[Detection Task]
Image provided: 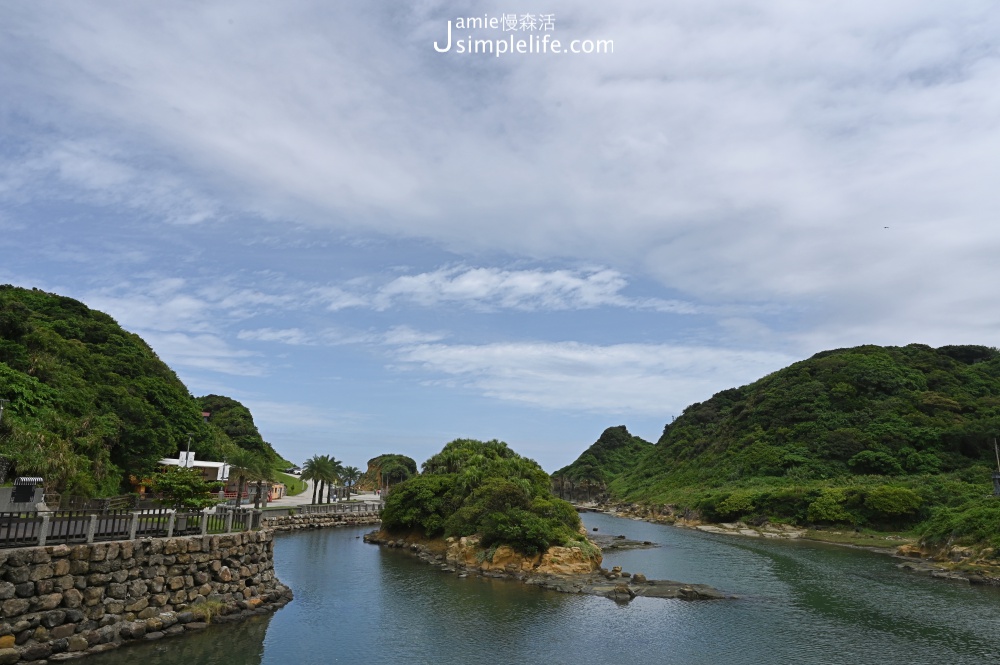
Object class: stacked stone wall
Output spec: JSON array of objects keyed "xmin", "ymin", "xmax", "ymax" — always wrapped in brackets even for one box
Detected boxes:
[
  {"xmin": 0, "ymin": 530, "xmax": 291, "ymax": 663},
  {"xmin": 263, "ymin": 513, "xmax": 380, "ymax": 532}
]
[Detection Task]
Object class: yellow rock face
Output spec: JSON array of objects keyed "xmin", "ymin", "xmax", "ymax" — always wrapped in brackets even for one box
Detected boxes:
[
  {"xmin": 445, "ymin": 536, "xmax": 601, "ymax": 575},
  {"xmin": 536, "ymin": 546, "xmax": 602, "ymax": 575},
  {"xmin": 895, "ymin": 544, "xmax": 926, "ymax": 558}
]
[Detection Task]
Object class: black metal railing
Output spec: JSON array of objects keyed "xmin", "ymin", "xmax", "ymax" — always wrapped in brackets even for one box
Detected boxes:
[{"xmin": 0, "ymin": 512, "xmax": 43, "ymax": 548}]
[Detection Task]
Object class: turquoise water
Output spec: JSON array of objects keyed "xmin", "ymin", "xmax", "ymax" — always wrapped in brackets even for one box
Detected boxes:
[{"xmin": 89, "ymin": 513, "xmax": 1000, "ymax": 664}]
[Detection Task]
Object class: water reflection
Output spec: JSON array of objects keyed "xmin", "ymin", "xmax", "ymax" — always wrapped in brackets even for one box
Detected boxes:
[{"xmin": 88, "ymin": 614, "xmax": 271, "ymax": 665}]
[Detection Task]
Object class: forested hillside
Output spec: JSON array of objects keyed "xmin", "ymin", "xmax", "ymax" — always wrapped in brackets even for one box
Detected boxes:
[
  {"xmin": 564, "ymin": 344, "xmax": 1000, "ymax": 547},
  {"xmin": 197, "ymin": 394, "xmax": 284, "ymax": 463},
  {"xmin": 0, "ymin": 285, "xmax": 280, "ymax": 496},
  {"xmin": 551, "ymin": 425, "xmax": 652, "ymax": 501}
]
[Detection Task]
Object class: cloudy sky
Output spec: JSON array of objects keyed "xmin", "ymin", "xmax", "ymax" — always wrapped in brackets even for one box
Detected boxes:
[{"xmin": 2, "ymin": 1, "xmax": 999, "ymax": 472}]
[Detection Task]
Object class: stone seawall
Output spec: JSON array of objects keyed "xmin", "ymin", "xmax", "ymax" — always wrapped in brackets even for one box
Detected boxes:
[
  {"xmin": 0, "ymin": 530, "xmax": 292, "ymax": 663},
  {"xmin": 263, "ymin": 513, "xmax": 380, "ymax": 532}
]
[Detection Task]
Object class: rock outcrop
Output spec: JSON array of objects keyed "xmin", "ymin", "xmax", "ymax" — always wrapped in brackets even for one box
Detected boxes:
[
  {"xmin": 444, "ymin": 536, "xmax": 601, "ymax": 576},
  {"xmin": 364, "ymin": 531, "xmax": 731, "ymax": 602}
]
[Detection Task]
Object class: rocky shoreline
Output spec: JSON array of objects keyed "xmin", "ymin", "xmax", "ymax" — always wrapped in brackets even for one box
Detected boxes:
[
  {"xmin": 596, "ymin": 502, "xmax": 1000, "ymax": 587},
  {"xmin": 363, "ymin": 530, "xmax": 730, "ymax": 602}
]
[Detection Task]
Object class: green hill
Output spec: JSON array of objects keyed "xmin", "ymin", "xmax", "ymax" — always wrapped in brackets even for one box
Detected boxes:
[
  {"xmin": 358, "ymin": 453, "xmax": 417, "ymax": 491},
  {"xmin": 564, "ymin": 344, "xmax": 1000, "ymax": 547},
  {"xmin": 551, "ymin": 425, "xmax": 652, "ymax": 502},
  {"xmin": 0, "ymin": 285, "xmax": 281, "ymax": 496},
  {"xmin": 197, "ymin": 394, "xmax": 286, "ymax": 465}
]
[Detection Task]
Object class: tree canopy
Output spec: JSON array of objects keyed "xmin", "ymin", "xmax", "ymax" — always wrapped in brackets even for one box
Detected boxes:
[{"xmin": 381, "ymin": 439, "xmax": 586, "ymax": 555}]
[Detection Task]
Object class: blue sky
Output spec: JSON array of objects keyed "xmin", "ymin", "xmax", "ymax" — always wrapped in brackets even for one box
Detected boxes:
[{"xmin": 2, "ymin": 1, "xmax": 999, "ymax": 472}]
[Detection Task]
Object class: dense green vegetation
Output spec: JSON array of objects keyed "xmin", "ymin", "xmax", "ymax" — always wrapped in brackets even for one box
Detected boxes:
[
  {"xmin": 577, "ymin": 344, "xmax": 1000, "ymax": 547},
  {"xmin": 0, "ymin": 285, "xmax": 285, "ymax": 496},
  {"xmin": 198, "ymin": 395, "xmax": 284, "ymax": 463},
  {"xmin": 0, "ymin": 286, "xmax": 210, "ymax": 495},
  {"xmin": 150, "ymin": 466, "xmax": 224, "ymax": 510},
  {"xmin": 381, "ymin": 439, "xmax": 588, "ymax": 556},
  {"xmin": 551, "ymin": 425, "xmax": 652, "ymax": 502}
]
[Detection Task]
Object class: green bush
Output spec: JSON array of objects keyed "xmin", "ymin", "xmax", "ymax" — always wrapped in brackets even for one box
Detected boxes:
[
  {"xmin": 862, "ymin": 485, "xmax": 923, "ymax": 518},
  {"xmin": 715, "ymin": 491, "xmax": 759, "ymax": 520},
  {"xmin": 806, "ymin": 489, "xmax": 857, "ymax": 524},
  {"xmin": 920, "ymin": 498, "xmax": 1000, "ymax": 549},
  {"xmin": 848, "ymin": 450, "xmax": 904, "ymax": 476},
  {"xmin": 381, "ymin": 439, "xmax": 583, "ymax": 555}
]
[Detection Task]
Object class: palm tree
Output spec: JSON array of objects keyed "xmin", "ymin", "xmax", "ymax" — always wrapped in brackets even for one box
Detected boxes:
[
  {"xmin": 227, "ymin": 449, "xmax": 259, "ymax": 509},
  {"xmin": 301, "ymin": 456, "xmax": 323, "ymax": 504},
  {"xmin": 341, "ymin": 466, "xmax": 360, "ymax": 497},
  {"xmin": 322, "ymin": 456, "xmax": 343, "ymax": 503},
  {"xmin": 252, "ymin": 456, "xmax": 275, "ymax": 509}
]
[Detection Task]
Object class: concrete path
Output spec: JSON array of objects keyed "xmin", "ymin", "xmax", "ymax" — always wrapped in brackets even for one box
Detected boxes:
[{"xmin": 266, "ymin": 477, "xmax": 380, "ymax": 507}]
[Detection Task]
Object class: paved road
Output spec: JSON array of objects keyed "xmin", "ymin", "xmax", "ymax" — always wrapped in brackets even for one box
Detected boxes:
[{"xmin": 267, "ymin": 477, "xmax": 380, "ymax": 507}]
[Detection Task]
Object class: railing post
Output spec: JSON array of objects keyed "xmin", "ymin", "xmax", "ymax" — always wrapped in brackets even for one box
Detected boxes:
[
  {"xmin": 224, "ymin": 511, "xmax": 233, "ymax": 534},
  {"xmin": 38, "ymin": 513, "xmax": 50, "ymax": 547},
  {"xmin": 86, "ymin": 514, "xmax": 98, "ymax": 544},
  {"xmin": 200, "ymin": 512, "xmax": 208, "ymax": 535},
  {"xmin": 166, "ymin": 512, "xmax": 176, "ymax": 538},
  {"xmin": 129, "ymin": 512, "xmax": 138, "ymax": 540}
]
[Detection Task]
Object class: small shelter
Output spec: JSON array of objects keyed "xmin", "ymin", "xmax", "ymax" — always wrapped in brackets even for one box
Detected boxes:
[{"xmin": 12, "ymin": 477, "xmax": 43, "ymax": 504}]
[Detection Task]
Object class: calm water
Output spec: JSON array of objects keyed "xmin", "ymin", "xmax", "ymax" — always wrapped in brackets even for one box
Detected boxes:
[{"xmin": 90, "ymin": 513, "xmax": 1000, "ymax": 664}]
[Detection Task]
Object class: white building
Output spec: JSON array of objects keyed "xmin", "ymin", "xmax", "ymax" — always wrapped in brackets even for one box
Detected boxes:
[{"xmin": 158, "ymin": 451, "xmax": 231, "ymax": 482}]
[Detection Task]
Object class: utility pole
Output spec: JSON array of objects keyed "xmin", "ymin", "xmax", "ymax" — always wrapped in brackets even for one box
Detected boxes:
[{"xmin": 185, "ymin": 432, "xmax": 194, "ymax": 467}]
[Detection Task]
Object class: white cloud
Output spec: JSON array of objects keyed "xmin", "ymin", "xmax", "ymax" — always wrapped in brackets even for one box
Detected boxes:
[
  {"xmin": 239, "ymin": 399, "xmax": 361, "ymax": 431},
  {"xmin": 382, "ymin": 325, "xmax": 448, "ymax": 346},
  {"xmin": 5, "ymin": 0, "xmax": 996, "ymax": 349},
  {"xmin": 391, "ymin": 340, "xmax": 796, "ymax": 416},
  {"xmin": 141, "ymin": 331, "xmax": 264, "ymax": 377},
  {"xmin": 318, "ymin": 266, "xmax": 710, "ymax": 314},
  {"xmin": 237, "ymin": 328, "xmax": 313, "ymax": 345}
]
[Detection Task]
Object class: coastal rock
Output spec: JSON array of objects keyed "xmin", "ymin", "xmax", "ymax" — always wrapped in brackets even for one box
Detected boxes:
[
  {"xmin": 368, "ymin": 530, "xmax": 729, "ymax": 602},
  {"xmin": 895, "ymin": 544, "xmax": 926, "ymax": 558},
  {"xmin": 537, "ymin": 546, "xmax": 601, "ymax": 575}
]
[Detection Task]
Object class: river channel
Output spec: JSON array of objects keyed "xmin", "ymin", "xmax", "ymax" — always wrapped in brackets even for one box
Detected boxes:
[{"xmin": 87, "ymin": 512, "xmax": 1000, "ymax": 664}]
